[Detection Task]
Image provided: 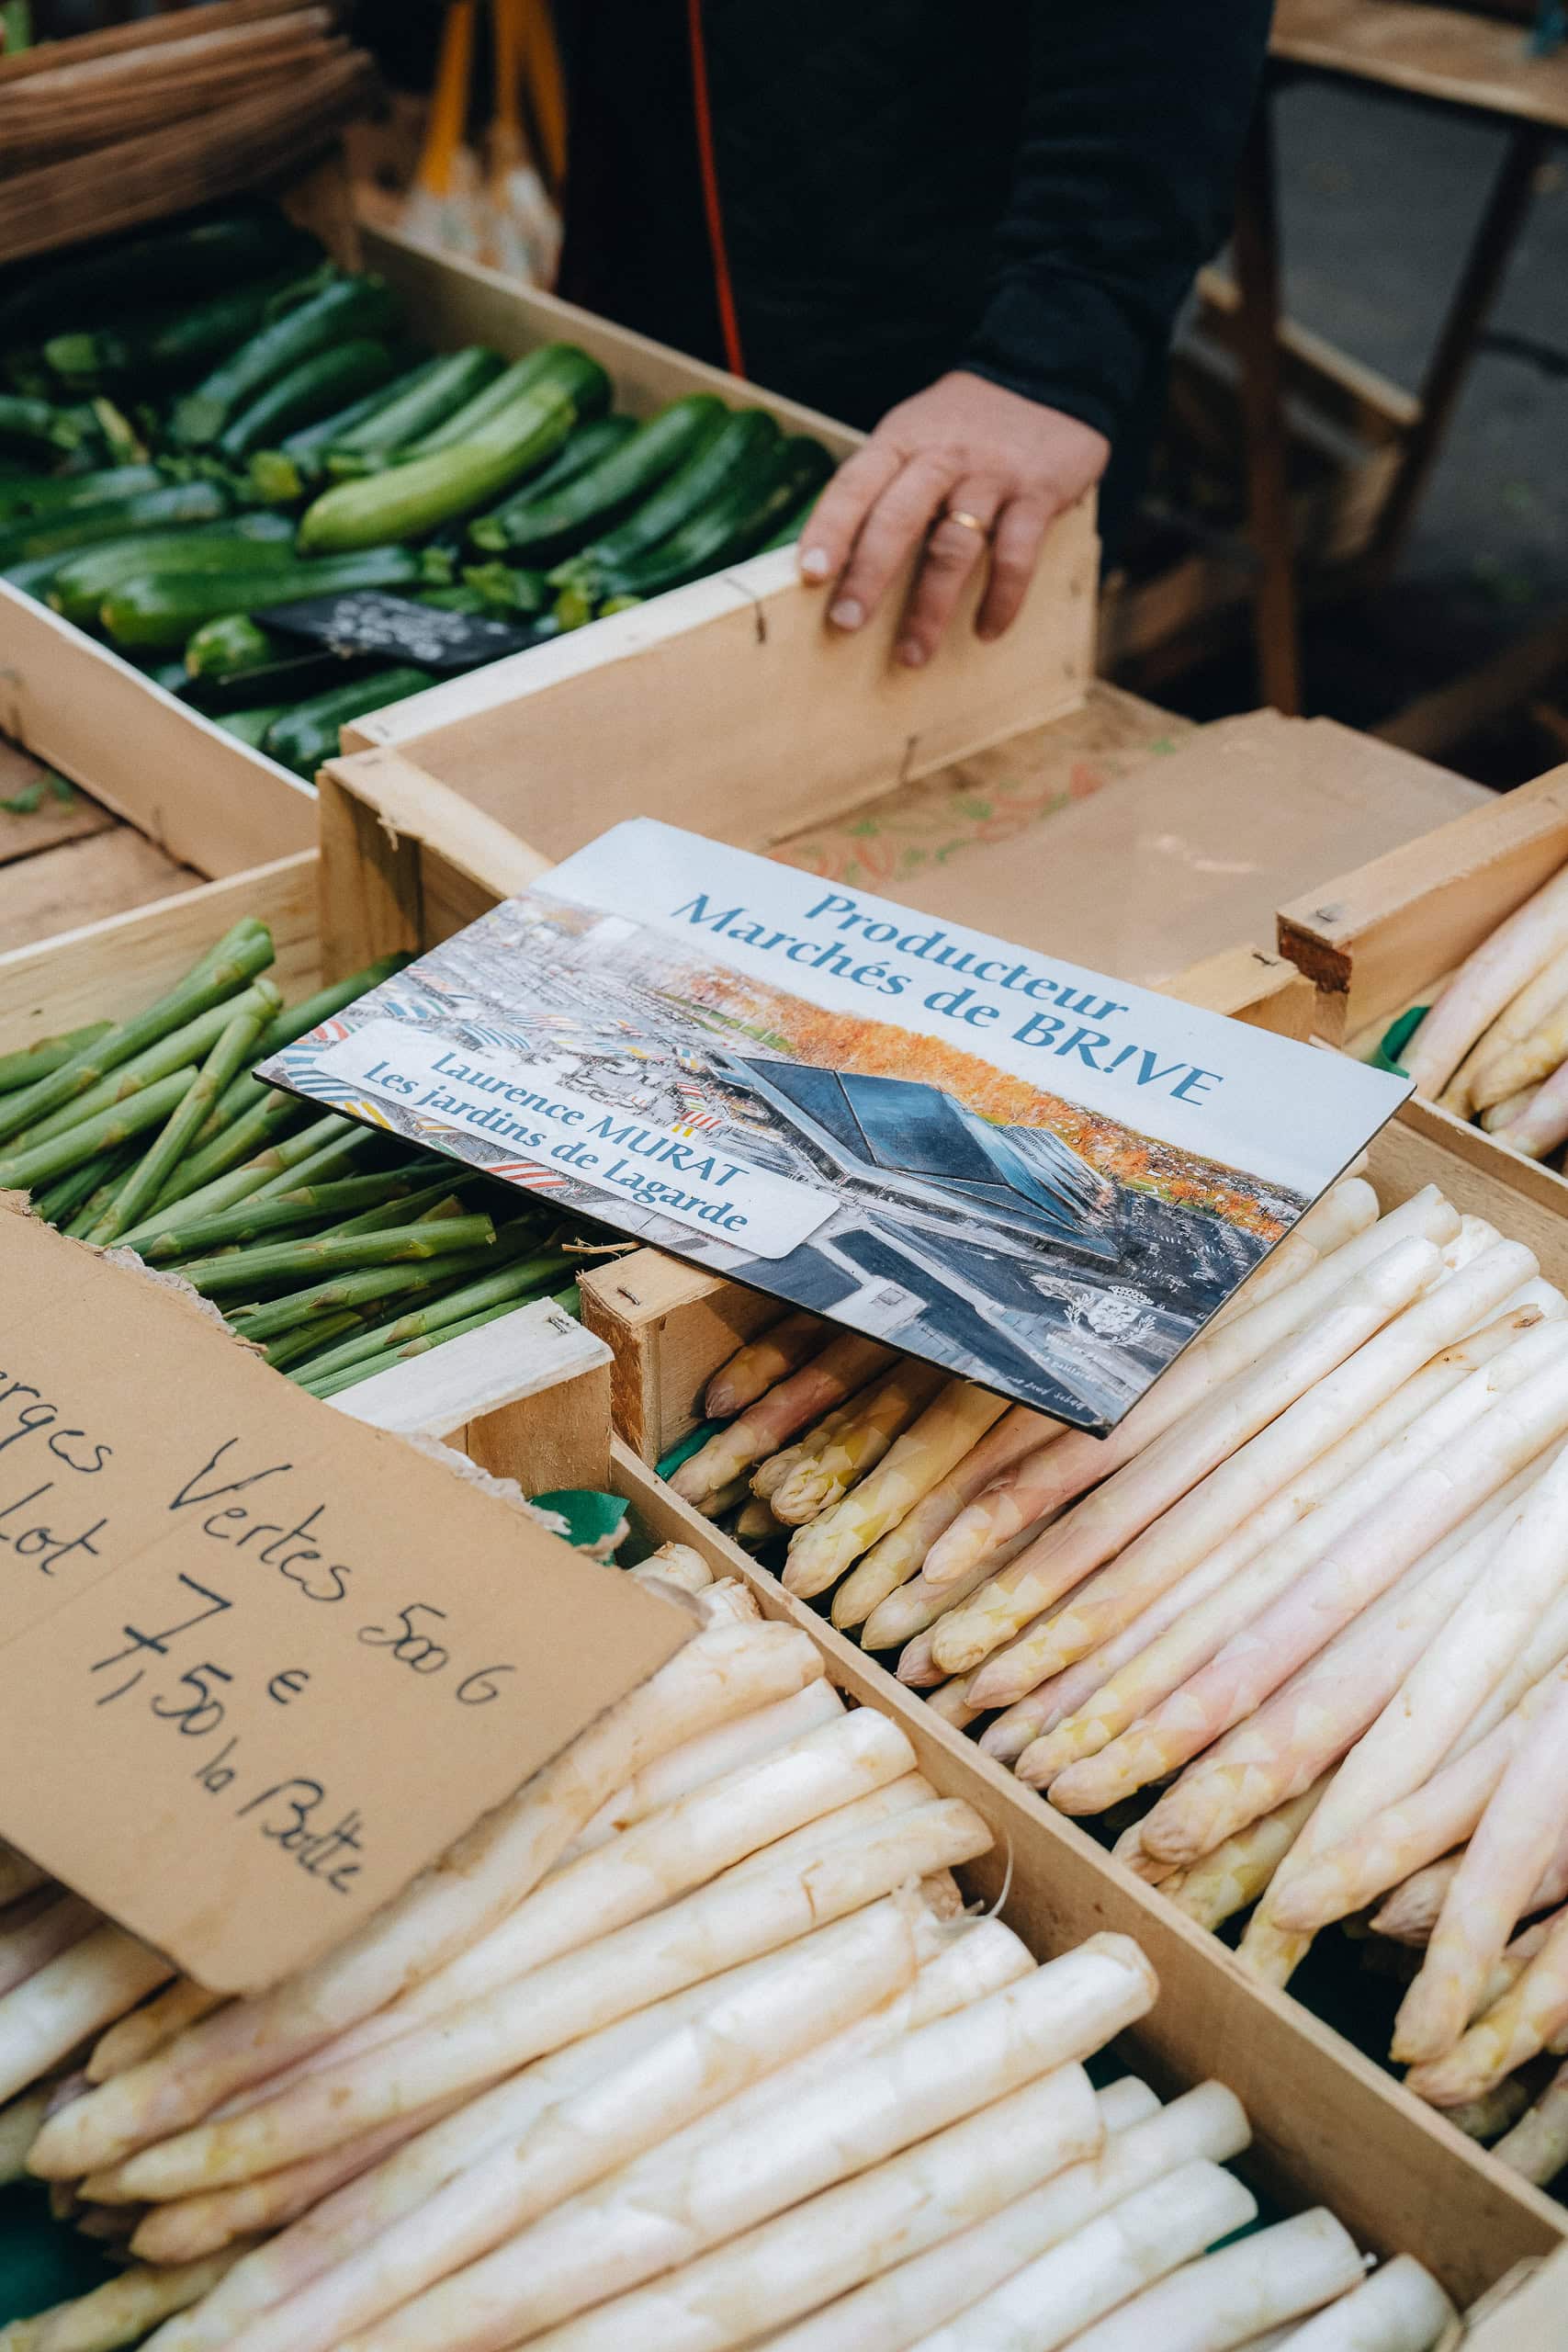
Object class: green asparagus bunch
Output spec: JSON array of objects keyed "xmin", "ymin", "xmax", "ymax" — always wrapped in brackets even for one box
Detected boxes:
[{"xmin": 3, "ymin": 919, "xmax": 591, "ymax": 1396}]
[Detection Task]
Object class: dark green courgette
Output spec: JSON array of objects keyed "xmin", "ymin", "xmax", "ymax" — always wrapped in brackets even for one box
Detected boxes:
[
  {"xmin": 264, "ymin": 668, "xmax": 438, "ymax": 778},
  {"xmin": 215, "ymin": 340, "xmax": 400, "ymax": 462},
  {"xmin": 3, "ymin": 553, "xmax": 71, "ymax": 595},
  {"xmin": 171, "ymin": 276, "xmax": 401, "ymax": 448},
  {"xmin": 0, "ymin": 203, "xmax": 317, "ymax": 350},
  {"xmin": 51, "ymin": 516, "xmax": 297, "ymax": 624},
  {"xmin": 247, "ymin": 357, "xmax": 443, "ymax": 503},
  {"xmin": 101, "ymin": 547, "xmax": 435, "ymax": 649},
  {"xmin": 393, "ymin": 343, "xmax": 606, "ymax": 461},
  {"xmin": 551, "ymin": 407, "xmax": 777, "ymax": 588},
  {"xmin": 0, "ymin": 463, "xmax": 164, "ymax": 521},
  {"xmin": 0, "ymin": 397, "xmax": 82, "ymax": 456},
  {"xmin": 297, "ymin": 367, "xmax": 604, "ymax": 554},
  {"xmin": 598, "ymin": 435, "xmax": 834, "ymax": 600},
  {"xmin": 0, "ymin": 479, "xmax": 232, "ymax": 569},
  {"xmin": 323, "ymin": 347, "xmax": 505, "ymax": 474},
  {"xmin": 505, "ymin": 414, "xmax": 637, "ymax": 504},
  {"xmin": 471, "ymin": 393, "xmax": 733, "ymax": 560},
  {"xmin": 458, "ymin": 561, "xmax": 548, "ymax": 615},
  {"xmin": 42, "ymin": 268, "xmax": 321, "ymax": 391}
]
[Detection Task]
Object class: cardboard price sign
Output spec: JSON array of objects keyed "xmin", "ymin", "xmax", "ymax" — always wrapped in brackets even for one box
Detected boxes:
[{"xmin": 0, "ymin": 1210, "xmax": 688, "ymax": 1990}]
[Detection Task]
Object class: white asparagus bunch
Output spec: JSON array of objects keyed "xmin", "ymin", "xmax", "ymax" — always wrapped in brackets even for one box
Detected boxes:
[
  {"xmin": 1063, "ymin": 2208, "xmax": 1367, "ymax": 2352},
  {"xmin": 1270, "ymin": 2256, "xmax": 1456, "ymax": 2350}
]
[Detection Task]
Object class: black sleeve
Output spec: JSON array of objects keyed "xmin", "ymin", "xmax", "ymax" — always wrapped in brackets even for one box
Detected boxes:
[{"xmin": 964, "ymin": 1, "xmax": 1274, "ymax": 446}]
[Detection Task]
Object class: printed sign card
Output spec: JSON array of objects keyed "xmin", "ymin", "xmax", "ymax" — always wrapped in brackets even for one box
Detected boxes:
[
  {"xmin": 263, "ymin": 821, "xmax": 1410, "ymax": 1435},
  {"xmin": 0, "ymin": 1209, "xmax": 688, "ymax": 1989}
]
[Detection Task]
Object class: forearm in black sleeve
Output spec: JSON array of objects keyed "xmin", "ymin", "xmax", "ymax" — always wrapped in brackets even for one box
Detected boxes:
[{"xmin": 964, "ymin": 1, "xmax": 1274, "ymax": 447}]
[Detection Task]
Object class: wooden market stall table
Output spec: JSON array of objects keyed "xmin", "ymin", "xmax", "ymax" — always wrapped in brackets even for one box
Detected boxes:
[{"xmin": 0, "ymin": 733, "xmax": 198, "ymax": 953}]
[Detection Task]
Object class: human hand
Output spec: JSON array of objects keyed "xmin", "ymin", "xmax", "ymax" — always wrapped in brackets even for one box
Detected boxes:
[{"xmin": 798, "ymin": 370, "xmax": 1108, "ymax": 665}]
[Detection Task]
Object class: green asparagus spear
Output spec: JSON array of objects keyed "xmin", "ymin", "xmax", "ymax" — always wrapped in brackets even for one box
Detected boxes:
[
  {"xmin": 245, "ymin": 1120, "xmax": 372, "ymax": 1199},
  {"xmin": 194, "ymin": 955, "xmax": 412, "ymax": 1145},
  {"xmin": 138, "ymin": 1171, "xmax": 429, "ymax": 1262},
  {"xmin": 90, "ymin": 986, "xmax": 281, "ymax": 1245},
  {"xmin": 10, "ymin": 983, "xmax": 280, "ymax": 1154},
  {"xmin": 263, "ymin": 1308, "xmax": 378, "ymax": 1372},
  {"xmin": 0, "ymin": 1023, "xmax": 112, "ymax": 1093},
  {"xmin": 226, "ymin": 1241, "xmax": 510, "ymax": 1343},
  {"xmin": 177, "ymin": 1214, "xmax": 495, "ymax": 1299},
  {"xmin": 0, "ymin": 923, "xmax": 273, "ymax": 1150},
  {"xmin": 0, "ymin": 1069, "xmax": 197, "ymax": 1193},
  {"xmin": 116, "ymin": 1114, "xmax": 353, "ymax": 1250},
  {"xmin": 302, "ymin": 1297, "xmax": 525, "ymax": 1396},
  {"xmin": 32, "ymin": 1155, "xmax": 116, "ymax": 1227},
  {"xmin": 282, "ymin": 1245, "xmax": 569, "ymax": 1387},
  {"xmin": 148, "ymin": 1087, "xmax": 307, "ymax": 1208}
]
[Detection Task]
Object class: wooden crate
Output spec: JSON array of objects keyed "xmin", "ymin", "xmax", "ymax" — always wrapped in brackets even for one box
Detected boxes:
[
  {"xmin": 614, "ymin": 1443, "xmax": 1563, "ymax": 2312},
  {"xmin": 579, "ymin": 1092, "xmax": 1568, "ymax": 2307},
  {"xmin": 1278, "ymin": 762, "xmax": 1568, "ymax": 1227},
  {"xmin": 0, "ymin": 865, "xmax": 612, "ymax": 1496}
]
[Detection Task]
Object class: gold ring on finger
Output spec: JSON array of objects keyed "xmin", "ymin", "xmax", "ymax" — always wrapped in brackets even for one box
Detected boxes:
[{"xmin": 944, "ymin": 507, "xmax": 989, "ymax": 537}]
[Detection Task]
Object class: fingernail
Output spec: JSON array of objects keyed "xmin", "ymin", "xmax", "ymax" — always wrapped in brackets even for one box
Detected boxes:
[
  {"xmin": 829, "ymin": 597, "xmax": 864, "ymax": 631},
  {"xmin": 799, "ymin": 547, "xmax": 831, "ymax": 581},
  {"xmin": 897, "ymin": 638, "xmax": 926, "ymax": 667}
]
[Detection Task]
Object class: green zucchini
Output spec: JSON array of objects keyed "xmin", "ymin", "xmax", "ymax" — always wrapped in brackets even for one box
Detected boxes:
[
  {"xmin": 0, "ymin": 479, "xmax": 233, "ymax": 569},
  {"xmin": 50, "ymin": 516, "xmax": 297, "ymax": 625},
  {"xmin": 101, "ymin": 548, "xmax": 434, "ymax": 650},
  {"xmin": 298, "ymin": 367, "xmax": 605, "ymax": 555},
  {"xmin": 184, "ymin": 614, "xmax": 288, "ymax": 679},
  {"xmin": 247, "ymin": 358, "xmax": 443, "ymax": 503},
  {"xmin": 0, "ymin": 204, "xmax": 317, "ymax": 351},
  {"xmin": 550, "ymin": 407, "xmax": 775, "ymax": 587},
  {"xmin": 323, "ymin": 347, "xmax": 505, "ymax": 474},
  {"xmin": 471, "ymin": 393, "xmax": 733, "ymax": 560},
  {"xmin": 140, "ymin": 660, "xmax": 193, "ymax": 694},
  {"xmin": 0, "ymin": 397, "xmax": 81, "ymax": 456},
  {"xmin": 171, "ymin": 276, "xmax": 401, "ymax": 449},
  {"xmin": 504, "ymin": 414, "xmax": 636, "ymax": 504},
  {"xmin": 264, "ymin": 669, "xmax": 438, "ymax": 778},
  {"xmin": 42, "ymin": 268, "xmax": 322, "ymax": 392},
  {"xmin": 3, "ymin": 553, "xmax": 72, "ymax": 595},
  {"xmin": 599, "ymin": 435, "xmax": 834, "ymax": 600},
  {"xmin": 459, "ymin": 561, "xmax": 548, "ymax": 615},
  {"xmin": 0, "ymin": 463, "xmax": 164, "ymax": 521},
  {"xmin": 216, "ymin": 340, "xmax": 400, "ymax": 462},
  {"xmin": 214, "ymin": 704, "xmax": 289, "ymax": 748},
  {"xmin": 393, "ymin": 343, "xmax": 605, "ymax": 462}
]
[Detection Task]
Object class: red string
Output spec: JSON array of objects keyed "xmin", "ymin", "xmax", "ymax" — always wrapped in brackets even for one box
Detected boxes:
[{"xmin": 686, "ymin": 0, "xmax": 746, "ymax": 379}]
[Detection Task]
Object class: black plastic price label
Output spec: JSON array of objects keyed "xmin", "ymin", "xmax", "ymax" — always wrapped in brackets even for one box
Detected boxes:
[{"xmin": 255, "ymin": 591, "xmax": 542, "ymax": 672}]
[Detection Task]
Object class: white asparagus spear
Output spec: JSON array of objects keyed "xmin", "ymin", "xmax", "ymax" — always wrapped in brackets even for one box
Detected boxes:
[
  {"xmin": 1066, "ymin": 2210, "xmax": 1366, "ymax": 2352},
  {"xmin": 384, "ymin": 1710, "xmax": 917, "ymax": 2021},
  {"xmin": 1047, "ymin": 1335, "xmax": 1563, "ymax": 1822},
  {"xmin": 1466, "ymin": 998, "xmax": 1568, "ymax": 1112},
  {"xmin": 30, "ymin": 1617, "xmax": 825, "ymax": 2184},
  {"xmin": 934, "ymin": 1236, "xmax": 1445, "ymax": 1681},
  {"xmin": 129, "ymin": 2107, "xmax": 452, "ymax": 2264},
  {"xmin": 983, "ymin": 1313, "xmax": 1533, "ymax": 1768},
  {"xmin": 841, "ymin": 1412, "xmax": 1058, "ymax": 1634},
  {"xmin": 919, "ymin": 1191, "xmax": 1460, "ymax": 1595},
  {"xmin": 757, "ymin": 2081, "xmax": 1249, "ymax": 2352},
  {"xmin": 1490, "ymin": 2057, "xmax": 1568, "ymax": 2184},
  {"xmin": 1486, "ymin": 1053, "xmax": 1568, "ymax": 1159},
  {"xmin": 1267, "ymin": 2257, "xmax": 1456, "ymax": 2351},
  {"xmin": 559, "ymin": 1680, "xmax": 844, "ymax": 1862},
  {"xmin": 336, "ymin": 1937, "xmax": 1156, "ymax": 2352},
  {"xmin": 1393, "ymin": 1674, "xmax": 1568, "ymax": 2063},
  {"xmin": 0, "ymin": 1895, "xmax": 99, "ymax": 2001},
  {"xmin": 506, "ymin": 2067, "xmax": 1107, "ymax": 2352},
  {"xmin": 784, "ymin": 1381, "xmax": 1011, "ymax": 1600},
  {"xmin": 771, "ymin": 1361, "xmax": 949, "ymax": 1524},
  {"xmin": 1403, "ymin": 1898, "xmax": 1568, "ymax": 2105},
  {"xmin": 752, "ymin": 1393, "xmax": 870, "ymax": 1502},
  {"xmin": 877, "ymin": 1523, "xmax": 1051, "ymax": 1670},
  {"xmin": 673, "ymin": 1338, "xmax": 897, "ymax": 1503},
  {"xmin": 1170, "ymin": 1784, "xmax": 1330, "ymax": 1931},
  {"xmin": 0, "ymin": 1928, "xmax": 171, "ymax": 2106},
  {"xmin": 706, "ymin": 1313, "xmax": 830, "ymax": 1419},
  {"xmin": 1444, "ymin": 943, "xmax": 1568, "ymax": 1114},
  {"xmin": 217, "ymin": 1902, "xmax": 925, "ymax": 2352},
  {"xmin": 1134, "ymin": 1336, "xmax": 1568, "ymax": 1867},
  {"xmin": 7, "ymin": 2249, "xmax": 250, "ymax": 2352},
  {"xmin": 107, "ymin": 1798, "xmax": 995, "ymax": 2199},
  {"xmin": 630, "ymin": 1545, "xmax": 715, "ymax": 1595},
  {"xmin": 140, "ymin": 1899, "xmax": 986, "ymax": 2352},
  {"xmin": 901, "ymin": 2160, "xmax": 1258, "ymax": 2352},
  {"xmin": 1010, "ymin": 1300, "xmax": 1540, "ymax": 1768},
  {"xmin": 1404, "ymin": 862, "xmax": 1568, "ymax": 1098},
  {"xmin": 717, "ymin": 1776, "xmax": 934, "ymax": 1886},
  {"xmin": 88, "ymin": 1984, "xmax": 226, "ymax": 2084},
  {"xmin": 1481, "ymin": 1085, "xmax": 1540, "ymax": 1131}
]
